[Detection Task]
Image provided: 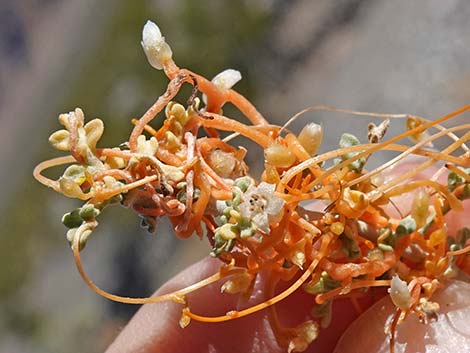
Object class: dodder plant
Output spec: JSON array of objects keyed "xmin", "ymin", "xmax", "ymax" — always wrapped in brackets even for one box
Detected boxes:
[{"xmin": 34, "ymin": 20, "xmax": 470, "ymax": 353}]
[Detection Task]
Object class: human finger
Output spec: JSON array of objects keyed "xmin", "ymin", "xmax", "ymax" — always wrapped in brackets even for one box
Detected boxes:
[
  {"xmin": 333, "ymin": 280, "xmax": 470, "ymax": 353},
  {"xmin": 105, "ymin": 255, "xmax": 382, "ymax": 353}
]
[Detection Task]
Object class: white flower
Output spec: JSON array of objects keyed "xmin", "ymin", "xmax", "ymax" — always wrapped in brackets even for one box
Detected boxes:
[
  {"xmin": 212, "ymin": 69, "xmax": 242, "ymax": 91},
  {"xmin": 136, "ymin": 135, "xmax": 158, "ymax": 156},
  {"xmin": 141, "ymin": 20, "xmax": 173, "ymax": 70},
  {"xmin": 239, "ymin": 182, "xmax": 285, "ymax": 233},
  {"xmin": 203, "ymin": 69, "xmax": 242, "ymax": 104},
  {"xmin": 388, "ymin": 275, "xmax": 411, "ymax": 311}
]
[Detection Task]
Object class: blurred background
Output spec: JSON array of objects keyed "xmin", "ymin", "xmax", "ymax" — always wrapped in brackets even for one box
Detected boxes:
[{"xmin": 1, "ymin": 1, "xmax": 469, "ymax": 352}]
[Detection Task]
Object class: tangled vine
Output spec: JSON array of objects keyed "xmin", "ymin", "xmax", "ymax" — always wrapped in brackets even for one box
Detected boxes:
[{"xmin": 34, "ymin": 20, "xmax": 470, "ymax": 353}]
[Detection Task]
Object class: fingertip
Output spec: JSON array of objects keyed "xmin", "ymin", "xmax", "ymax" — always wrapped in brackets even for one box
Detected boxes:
[
  {"xmin": 334, "ymin": 280, "xmax": 470, "ymax": 353},
  {"xmin": 105, "ymin": 257, "xmax": 283, "ymax": 353}
]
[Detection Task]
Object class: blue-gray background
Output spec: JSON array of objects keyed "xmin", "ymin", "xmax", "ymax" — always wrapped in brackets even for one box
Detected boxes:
[{"xmin": 1, "ymin": 1, "xmax": 469, "ymax": 352}]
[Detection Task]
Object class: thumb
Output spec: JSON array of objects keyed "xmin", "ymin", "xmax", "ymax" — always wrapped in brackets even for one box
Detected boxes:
[{"xmin": 334, "ymin": 280, "xmax": 470, "ymax": 353}]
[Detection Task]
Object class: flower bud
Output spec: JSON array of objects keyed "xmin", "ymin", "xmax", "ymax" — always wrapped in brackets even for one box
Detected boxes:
[
  {"xmin": 49, "ymin": 129, "xmax": 70, "ymax": 151},
  {"xmin": 216, "ymin": 223, "xmax": 238, "ymax": 241},
  {"xmin": 79, "ymin": 204, "xmax": 100, "ymax": 220},
  {"xmin": 203, "ymin": 69, "xmax": 242, "ymax": 104},
  {"xmin": 411, "ymin": 189, "xmax": 429, "ymax": 228},
  {"xmin": 59, "ymin": 177, "xmax": 86, "ymax": 199},
  {"xmin": 62, "ymin": 210, "xmax": 83, "ymax": 229},
  {"xmin": 208, "ymin": 149, "xmax": 237, "ymax": 178},
  {"xmin": 141, "ymin": 20, "xmax": 173, "ymax": 70},
  {"xmin": 211, "ymin": 69, "xmax": 242, "ymax": 91},
  {"xmin": 264, "ymin": 143, "xmax": 296, "ymax": 168},
  {"xmin": 298, "ymin": 123, "xmax": 322, "ymax": 156},
  {"xmin": 83, "ymin": 118, "xmax": 104, "ymax": 150},
  {"xmin": 388, "ymin": 275, "xmax": 411, "ymax": 311},
  {"xmin": 136, "ymin": 135, "xmax": 158, "ymax": 156},
  {"xmin": 165, "ymin": 102, "xmax": 187, "ymax": 123}
]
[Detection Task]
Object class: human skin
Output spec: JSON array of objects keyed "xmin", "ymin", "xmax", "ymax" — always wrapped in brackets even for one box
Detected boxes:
[
  {"xmin": 106, "ymin": 164, "xmax": 470, "ymax": 353},
  {"xmin": 105, "ymin": 259, "xmax": 470, "ymax": 353}
]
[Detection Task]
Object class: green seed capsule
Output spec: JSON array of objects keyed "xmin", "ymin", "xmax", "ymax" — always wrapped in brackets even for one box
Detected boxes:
[{"xmin": 79, "ymin": 204, "xmax": 100, "ymax": 221}]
